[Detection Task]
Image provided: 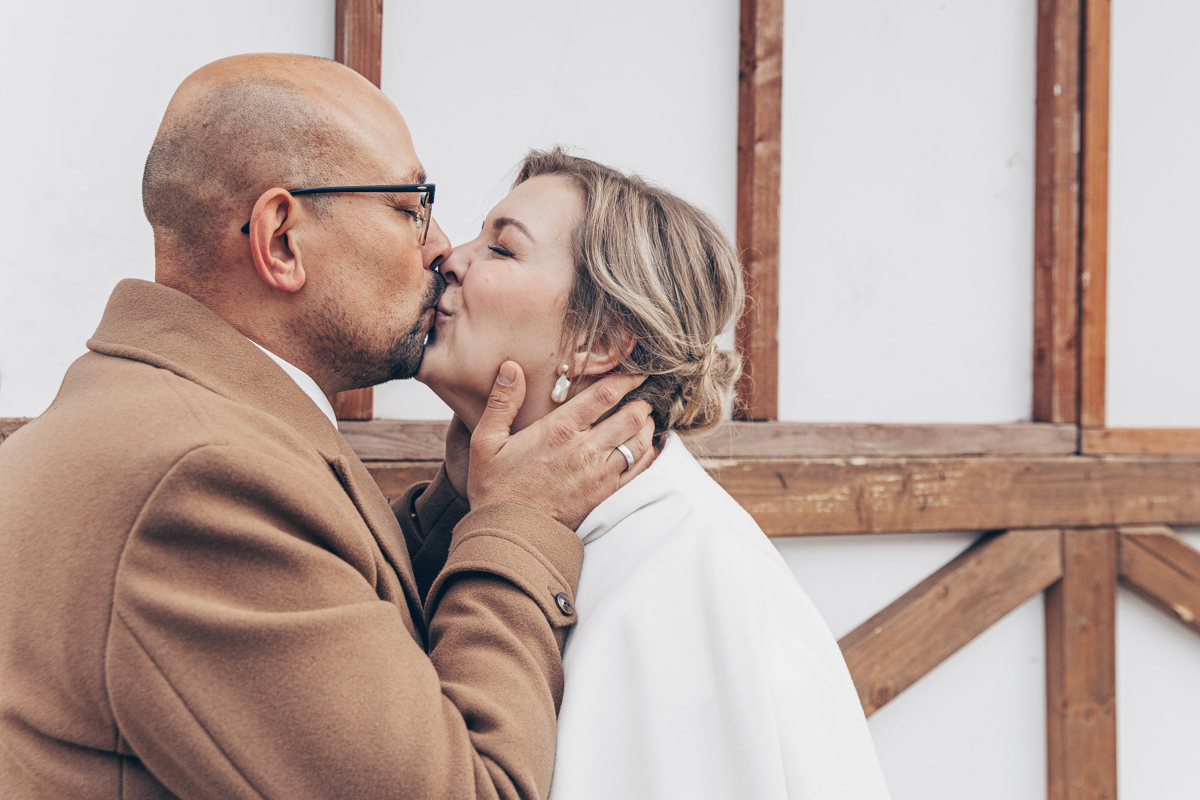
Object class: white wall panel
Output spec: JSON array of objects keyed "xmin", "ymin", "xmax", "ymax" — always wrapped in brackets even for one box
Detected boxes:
[
  {"xmin": 0, "ymin": 1, "xmax": 334, "ymax": 417},
  {"xmin": 775, "ymin": 533, "xmax": 1046, "ymax": 800},
  {"xmin": 1106, "ymin": 0, "xmax": 1200, "ymax": 428},
  {"xmin": 778, "ymin": 0, "xmax": 1036, "ymax": 422},
  {"xmin": 373, "ymin": 0, "xmax": 740, "ymax": 418}
]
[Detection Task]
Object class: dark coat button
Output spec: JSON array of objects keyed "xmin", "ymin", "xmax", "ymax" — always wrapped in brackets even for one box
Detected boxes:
[{"xmin": 555, "ymin": 592, "xmax": 575, "ymax": 615}]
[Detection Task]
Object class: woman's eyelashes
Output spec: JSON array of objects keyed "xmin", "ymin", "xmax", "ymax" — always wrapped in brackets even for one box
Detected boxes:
[{"xmin": 488, "ymin": 244, "xmax": 514, "ymax": 258}]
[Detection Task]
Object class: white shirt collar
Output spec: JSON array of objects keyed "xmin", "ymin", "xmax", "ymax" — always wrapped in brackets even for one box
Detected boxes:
[{"xmin": 247, "ymin": 339, "xmax": 339, "ymax": 430}]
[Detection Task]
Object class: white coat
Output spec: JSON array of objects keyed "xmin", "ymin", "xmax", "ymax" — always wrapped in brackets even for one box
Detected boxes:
[{"xmin": 548, "ymin": 432, "xmax": 891, "ymax": 800}]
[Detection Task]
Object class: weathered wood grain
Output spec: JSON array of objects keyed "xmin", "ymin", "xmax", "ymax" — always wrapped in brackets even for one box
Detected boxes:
[
  {"xmin": 705, "ymin": 456, "xmax": 1200, "ymax": 535},
  {"xmin": 687, "ymin": 421, "xmax": 1078, "ymax": 459},
  {"xmin": 1033, "ymin": 0, "xmax": 1083, "ymax": 424},
  {"xmin": 366, "ymin": 453, "xmax": 1200, "ymax": 536},
  {"xmin": 335, "ymin": 0, "xmax": 383, "ymax": 87},
  {"xmin": 1046, "ymin": 528, "xmax": 1117, "ymax": 800},
  {"xmin": 329, "ymin": 0, "xmax": 384, "ymax": 421},
  {"xmin": 840, "ymin": 529, "xmax": 1063, "ymax": 716},
  {"xmin": 1118, "ymin": 525, "xmax": 1200, "ymax": 636},
  {"xmin": 1082, "ymin": 427, "xmax": 1200, "ymax": 456},
  {"xmin": 329, "ymin": 386, "xmax": 373, "ymax": 422},
  {"xmin": 340, "ymin": 419, "xmax": 1078, "ymax": 462},
  {"xmin": 733, "ymin": 0, "xmax": 783, "ymax": 421},
  {"xmin": 364, "ymin": 462, "xmax": 442, "ymax": 501},
  {"xmin": 339, "ymin": 419, "xmax": 449, "ymax": 461},
  {"xmin": 1078, "ymin": 0, "xmax": 1111, "ymax": 430}
]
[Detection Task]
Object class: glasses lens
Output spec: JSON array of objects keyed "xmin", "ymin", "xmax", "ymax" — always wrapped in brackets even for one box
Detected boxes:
[{"xmin": 418, "ymin": 190, "xmax": 433, "ymax": 246}]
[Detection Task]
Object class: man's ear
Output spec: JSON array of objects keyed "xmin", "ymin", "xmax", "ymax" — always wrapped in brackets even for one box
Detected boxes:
[
  {"xmin": 248, "ymin": 189, "xmax": 306, "ymax": 293},
  {"xmin": 570, "ymin": 331, "xmax": 636, "ymax": 377}
]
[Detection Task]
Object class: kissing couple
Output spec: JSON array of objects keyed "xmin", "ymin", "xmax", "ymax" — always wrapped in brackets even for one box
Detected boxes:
[{"xmin": 0, "ymin": 54, "xmax": 888, "ymax": 800}]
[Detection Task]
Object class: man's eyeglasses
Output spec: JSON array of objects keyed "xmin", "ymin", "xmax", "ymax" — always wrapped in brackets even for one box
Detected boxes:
[{"xmin": 240, "ymin": 184, "xmax": 436, "ymax": 245}]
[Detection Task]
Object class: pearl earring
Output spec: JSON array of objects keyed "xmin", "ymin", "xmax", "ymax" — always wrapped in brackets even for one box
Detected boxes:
[{"xmin": 551, "ymin": 364, "xmax": 571, "ymax": 403}]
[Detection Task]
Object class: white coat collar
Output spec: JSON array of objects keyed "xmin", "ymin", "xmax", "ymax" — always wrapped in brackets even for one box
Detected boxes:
[{"xmin": 575, "ymin": 431, "xmax": 694, "ymax": 546}]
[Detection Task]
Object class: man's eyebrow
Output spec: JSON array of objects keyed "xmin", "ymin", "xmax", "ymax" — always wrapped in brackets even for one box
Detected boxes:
[
  {"xmin": 406, "ymin": 166, "xmax": 427, "ymax": 185},
  {"xmin": 492, "ymin": 216, "xmax": 535, "ymax": 242}
]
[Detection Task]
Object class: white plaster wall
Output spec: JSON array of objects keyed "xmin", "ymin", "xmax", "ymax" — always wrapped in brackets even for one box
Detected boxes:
[
  {"xmin": 778, "ymin": 0, "xmax": 1037, "ymax": 423},
  {"xmin": 371, "ymin": 0, "xmax": 740, "ymax": 419},
  {"xmin": 0, "ymin": 1, "xmax": 335, "ymax": 417},
  {"xmin": 1106, "ymin": 0, "xmax": 1200, "ymax": 428},
  {"xmin": 2, "ymin": 4, "xmax": 1198, "ymax": 799}
]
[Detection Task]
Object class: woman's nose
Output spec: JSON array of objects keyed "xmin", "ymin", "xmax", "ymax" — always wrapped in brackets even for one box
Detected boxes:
[{"xmin": 439, "ymin": 246, "xmax": 467, "ymax": 286}]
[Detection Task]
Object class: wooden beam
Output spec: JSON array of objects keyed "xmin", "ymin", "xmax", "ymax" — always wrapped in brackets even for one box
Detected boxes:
[
  {"xmin": 733, "ymin": 0, "xmax": 783, "ymax": 421},
  {"xmin": 335, "ymin": 0, "xmax": 383, "ymax": 86},
  {"xmin": 1082, "ymin": 427, "xmax": 1200, "ymax": 456},
  {"xmin": 1078, "ymin": 0, "xmax": 1111, "ymax": 429},
  {"xmin": 840, "ymin": 529, "xmax": 1063, "ymax": 716},
  {"xmin": 369, "ymin": 454, "xmax": 1200, "ymax": 536},
  {"xmin": 1118, "ymin": 525, "xmax": 1200, "ymax": 636},
  {"xmin": 1045, "ymin": 528, "xmax": 1117, "ymax": 800},
  {"xmin": 329, "ymin": 0, "xmax": 384, "ymax": 421},
  {"xmin": 1033, "ymin": 0, "xmax": 1083, "ymax": 424},
  {"xmin": 339, "ymin": 419, "xmax": 1079, "ymax": 462}
]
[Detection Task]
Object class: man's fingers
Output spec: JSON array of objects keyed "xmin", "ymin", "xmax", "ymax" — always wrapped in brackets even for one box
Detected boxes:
[
  {"xmin": 556, "ymin": 372, "xmax": 647, "ymax": 430},
  {"xmin": 590, "ymin": 398, "xmax": 653, "ymax": 453},
  {"xmin": 471, "ymin": 361, "xmax": 526, "ymax": 458},
  {"xmin": 617, "ymin": 417, "xmax": 657, "ymax": 488}
]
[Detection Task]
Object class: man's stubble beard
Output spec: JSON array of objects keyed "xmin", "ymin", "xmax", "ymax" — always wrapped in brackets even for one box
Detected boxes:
[{"xmin": 299, "ymin": 270, "xmax": 447, "ymax": 391}]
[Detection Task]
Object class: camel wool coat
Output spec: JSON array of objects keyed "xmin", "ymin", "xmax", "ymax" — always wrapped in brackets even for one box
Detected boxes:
[{"xmin": 0, "ymin": 279, "xmax": 583, "ymax": 800}]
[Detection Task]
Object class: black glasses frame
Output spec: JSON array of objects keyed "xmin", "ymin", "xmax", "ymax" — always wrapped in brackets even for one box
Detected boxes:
[{"xmin": 239, "ymin": 183, "xmax": 437, "ymax": 245}]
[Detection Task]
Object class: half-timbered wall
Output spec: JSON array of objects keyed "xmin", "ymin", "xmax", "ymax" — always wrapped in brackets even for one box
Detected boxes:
[{"xmin": 2, "ymin": 1, "xmax": 1198, "ymax": 798}]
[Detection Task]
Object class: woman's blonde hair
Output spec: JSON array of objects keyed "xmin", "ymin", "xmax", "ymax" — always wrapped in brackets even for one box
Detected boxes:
[{"xmin": 515, "ymin": 147, "xmax": 744, "ymax": 436}]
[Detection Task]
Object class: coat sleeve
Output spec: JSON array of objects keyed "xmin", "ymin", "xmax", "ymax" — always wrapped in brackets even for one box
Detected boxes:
[
  {"xmin": 107, "ymin": 444, "xmax": 581, "ymax": 800},
  {"xmin": 392, "ymin": 463, "xmax": 471, "ymax": 601}
]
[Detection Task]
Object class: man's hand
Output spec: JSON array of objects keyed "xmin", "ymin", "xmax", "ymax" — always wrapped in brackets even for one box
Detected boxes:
[{"xmin": 468, "ymin": 361, "xmax": 656, "ymax": 530}]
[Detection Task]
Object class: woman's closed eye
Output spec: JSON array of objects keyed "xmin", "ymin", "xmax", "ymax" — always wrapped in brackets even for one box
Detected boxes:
[{"xmin": 488, "ymin": 245, "xmax": 514, "ymax": 258}]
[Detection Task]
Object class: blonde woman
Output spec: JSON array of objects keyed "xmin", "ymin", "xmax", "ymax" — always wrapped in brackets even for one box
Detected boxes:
[{"xmin": 413, "ymin": 149, "xmax": 889, "ymax": 800}]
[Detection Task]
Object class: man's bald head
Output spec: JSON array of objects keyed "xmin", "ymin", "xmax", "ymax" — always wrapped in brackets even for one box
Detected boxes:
[{"xmin": 142, "ymin": 54, "xmax": 405, "ymax": 276}]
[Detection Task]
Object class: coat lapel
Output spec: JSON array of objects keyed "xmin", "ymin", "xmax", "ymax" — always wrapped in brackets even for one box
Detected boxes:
[
  {"xmin": 88, "ymin": 279, "xmax": 427, "ymax": 642},
  {"xmin": 330, "ymin": 453, "xmax": 427, "ymax": 644}
]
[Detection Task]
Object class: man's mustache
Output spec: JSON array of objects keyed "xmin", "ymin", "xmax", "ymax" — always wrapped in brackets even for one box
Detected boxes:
[{"xmin": 422, "ymin": 269, "xmax": 447, "ymax": 312}]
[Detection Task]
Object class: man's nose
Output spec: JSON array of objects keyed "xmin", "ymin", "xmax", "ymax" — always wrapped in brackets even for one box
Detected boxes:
[{"xmin": 422, "ymin": 218, "xmax": 451, "ymax": 270}]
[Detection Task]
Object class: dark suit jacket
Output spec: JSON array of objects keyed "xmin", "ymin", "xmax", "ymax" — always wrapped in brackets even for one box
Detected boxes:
[{"xmin": 0, "ymin": 279, "xmax": 583, "ymax": 799}]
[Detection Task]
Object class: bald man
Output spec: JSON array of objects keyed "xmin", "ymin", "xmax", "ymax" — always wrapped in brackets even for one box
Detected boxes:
[{"xmin": 0, "ymin": 55, "xmax": 653, "ymax": 799}]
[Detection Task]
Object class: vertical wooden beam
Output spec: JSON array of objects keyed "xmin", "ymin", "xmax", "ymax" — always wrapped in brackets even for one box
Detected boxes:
[
  {"xmin": 1045, "ymin": 528, "xmax": 1118, "ymax": 800},
  {"xmin": 1078, "ymin": 0, "xmax": 1111, "ymax": 429},
  {"xmin": 330, "ymin": 0, "xmax": 384, "ymax": 421},
  {"xmin": 733, "ymin": 0, "xmax": 783, "ymax": 421},
  {"xmin": 1033, "ymin": 0, "xmax": 1083, "ymax": 424},
  {"xmin": 335, "ymin": 0, "xmax": 383, "ymax": 87}
]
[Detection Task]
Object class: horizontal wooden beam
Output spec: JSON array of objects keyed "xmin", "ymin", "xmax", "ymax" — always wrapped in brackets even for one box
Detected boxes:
[
  {"xmin": 369, "ymin": 454, "xmax": 1200, "ymax": 536},
  {"xmin": 1082, "ymin": 427, "xmax": 1200, "ymax": 456},
  {"xmin": 1118, "ymin": 525, "xmax": 1200, "ymax": 636},
  {"xmin": 339, "ymin": 419, "xmax": 1078, "ymax": 462},
  {"xmin": 840, "ymin": 529, "xmax": 1063, "ymax": 716}
]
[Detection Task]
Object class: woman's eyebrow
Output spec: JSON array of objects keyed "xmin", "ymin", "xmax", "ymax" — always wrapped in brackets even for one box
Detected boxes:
[{"xmin": 492, "ymin": 216, "xmax": 536, "ymax": 242}]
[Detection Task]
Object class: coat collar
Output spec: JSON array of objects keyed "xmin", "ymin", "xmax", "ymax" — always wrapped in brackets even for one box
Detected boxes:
[
  {"xmin": 575, "ymin": 431, "xmax": 695, "ymax": 546},
  {"xmin": 88, "ymin": 279, "xmax": 426, "ymax": 641}
]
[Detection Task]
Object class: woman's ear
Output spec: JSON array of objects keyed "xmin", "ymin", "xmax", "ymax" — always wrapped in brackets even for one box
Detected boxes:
[
  {"xmin": 571, "ymin": 331, "xmax": 636, "ymax": 377},
  {"xmin": 248, "ymin": 188, "xmax": 306, "ymax": 293}
]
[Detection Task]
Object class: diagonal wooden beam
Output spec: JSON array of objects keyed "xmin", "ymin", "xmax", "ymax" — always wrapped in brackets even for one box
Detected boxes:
[
  {"xmin": 1118, "ymin": 525, "xmax": 1200, "ymax": 636},
  {"xmin": 1046, "ymin": 528, "xmax": 1117, "ymax": 800},
  {"xmin": 329, "ymin": 0, "xmax": 384, "ymax": 421},
  {"xmin": 1033, "ymin": 0, "xmax": 1083, "ymax": 424},
  {"xmin": 839, "ymin": 529, "xmax": 1063, "ymax": 716},
  {"xmin": 733, "ymin": 0, "xmax": 783, "ymax": 421}
]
